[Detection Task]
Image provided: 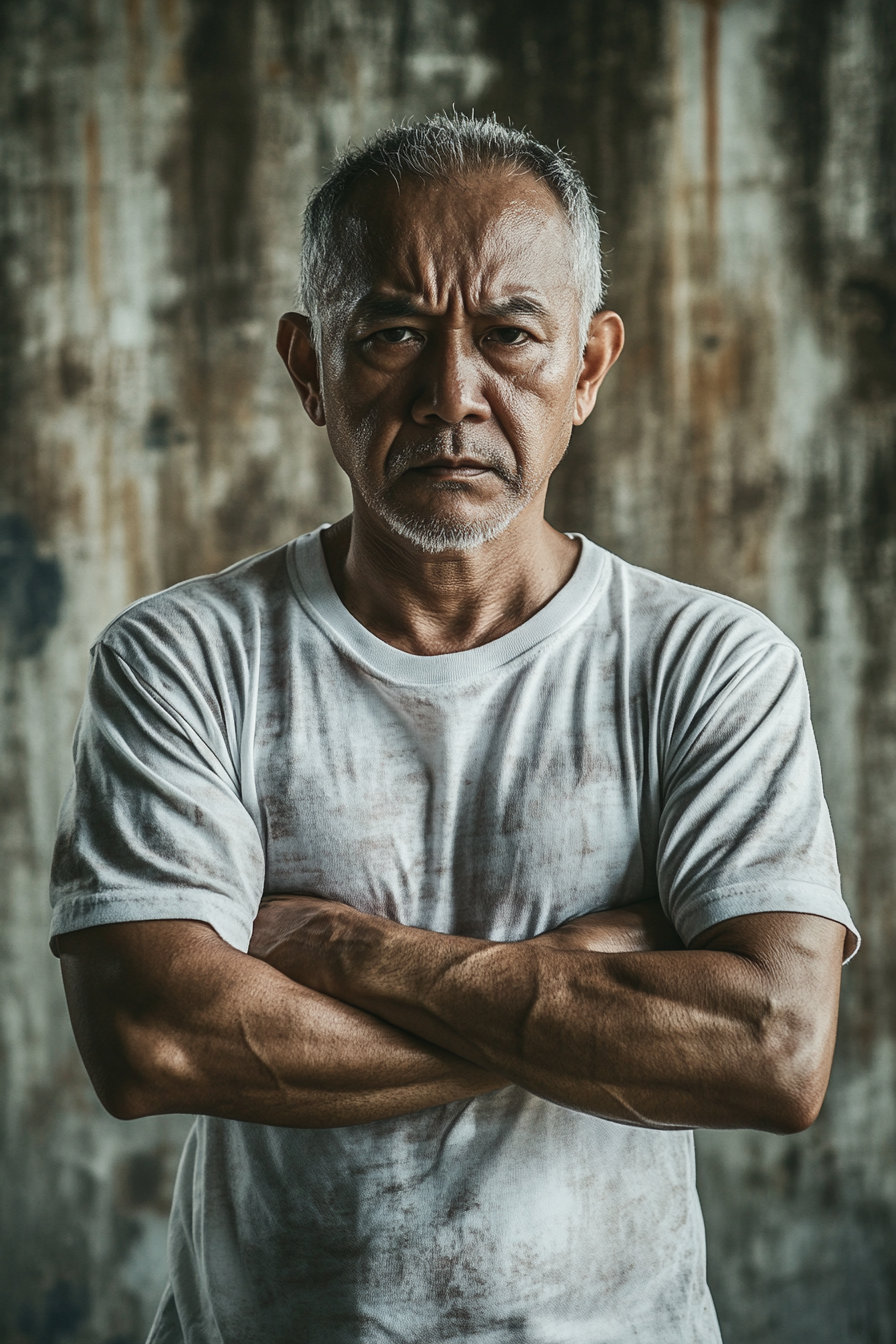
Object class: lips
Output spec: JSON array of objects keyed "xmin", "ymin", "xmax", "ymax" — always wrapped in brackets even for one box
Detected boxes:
[
  {"xmin": 407, "ymin": 458, "xmax": 493, "ymax": 477},
  {"xmin": 381, "ymin": 435, "xmax": 519, "ymax": 489}
]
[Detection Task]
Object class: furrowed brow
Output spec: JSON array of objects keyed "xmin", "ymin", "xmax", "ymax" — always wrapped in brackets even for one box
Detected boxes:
[
  {"xmin": 354, "ymin": 295, "xmax": 427, "ymax": 324},
  {"xmin": 474, "ymin": 296, "xmax": 552, "ymax": 322},
  {"xmin": 353, "ymin": 293, "xmax": 552, "ymax": 325}
]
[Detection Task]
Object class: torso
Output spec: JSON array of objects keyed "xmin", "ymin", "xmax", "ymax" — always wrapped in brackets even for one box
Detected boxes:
[{"xmin": 88, "ymin": 529, "xmax": 842, "ymax": 1343}]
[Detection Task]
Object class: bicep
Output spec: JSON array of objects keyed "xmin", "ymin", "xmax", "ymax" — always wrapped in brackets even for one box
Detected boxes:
[
  {"xmin": 58, "ymin": 917, "xmax": 233, "ymax": 1022},
  {"xmin": 690, "ymin": 909, "xmax": 846, "ymax": 979}
]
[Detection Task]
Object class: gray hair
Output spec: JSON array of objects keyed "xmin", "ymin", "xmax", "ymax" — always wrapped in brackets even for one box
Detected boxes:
[{"xmin": 298, "ymin": 112, "xmax": 605, "ymax": 353}]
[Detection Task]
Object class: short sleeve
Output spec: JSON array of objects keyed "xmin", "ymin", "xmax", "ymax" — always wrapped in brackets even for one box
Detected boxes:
[
  {"xmin": 50, "ymin": 642, "xmax": 265, "ymax": 953},
  {"xmin": 657, "ymin": 640, "xmax": 859, "ymax": 960}
]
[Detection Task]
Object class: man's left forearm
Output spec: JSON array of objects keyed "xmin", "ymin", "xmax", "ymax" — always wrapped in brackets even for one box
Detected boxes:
[{"xmin": 250, "ymin": 897, "xmax": 845, "ymax": 1132}]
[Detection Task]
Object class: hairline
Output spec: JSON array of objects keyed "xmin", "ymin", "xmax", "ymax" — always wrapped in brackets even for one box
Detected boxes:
[
  {"xmin": 319, "ymin": 166, "xmax": 582, "ymax": 334},
  {"xmin": 298, "ymin": 116, "xmax": 605, "ymax": 354}
]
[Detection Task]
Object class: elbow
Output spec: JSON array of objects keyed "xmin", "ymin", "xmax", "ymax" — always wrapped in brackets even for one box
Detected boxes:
[
  {"xmin": 761, "ymin": 1072, "xmax": 827, "ymax": 1135},
  {"xmin": 751, "ymin": 1005, "xmax": 835, "ymax": 1135},
  {"xmin": 96, "ymin": 1067, "xmax": 169, "ymax": 1121},
  {"xmin": 82, "ymin": 1024, "xmax": 197, "ymax": 1122},
  {"xmin": 99, "ymin": 1081, "xmax": 155, "ymax": 1122},
  {"xmin": 60, "ymin": 943, "xmax": 204, "ymax": 1121}
]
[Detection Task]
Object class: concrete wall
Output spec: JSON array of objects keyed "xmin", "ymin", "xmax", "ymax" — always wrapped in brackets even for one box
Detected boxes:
[{"xmin": 1, "ymin": 1, "xmax": 893, "ymax": 1339}]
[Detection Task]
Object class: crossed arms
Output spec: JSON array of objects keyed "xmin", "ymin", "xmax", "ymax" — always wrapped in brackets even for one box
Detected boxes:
[{"xmin": 58, "ymin": 895, "xmax": 846, "ymax": 1134}]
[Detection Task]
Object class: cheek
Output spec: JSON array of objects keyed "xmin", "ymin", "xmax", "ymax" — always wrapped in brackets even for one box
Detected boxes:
[
  {"xmin": 323, "ymin": 381, "xmax": 400, "ymax": 479},
  {"xmin": 328, "ymin": 351, "xmax": 410, "ymax": 425},
  {"xmin": 510, "ymin": 341, "xmax": 580, "ymax": 401},
  {"xmin": 494, "ymin": 360, "xmax": 578, "ymax": 449}
]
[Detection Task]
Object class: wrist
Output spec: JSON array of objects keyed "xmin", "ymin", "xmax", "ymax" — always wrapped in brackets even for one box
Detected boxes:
[
  {"xmin": 249, "ymin": 895, "xmax": 373, "ymax": 988},
  {"xmin": 314, "ymin": 903, "xmax": 391, "ymax": 997}
]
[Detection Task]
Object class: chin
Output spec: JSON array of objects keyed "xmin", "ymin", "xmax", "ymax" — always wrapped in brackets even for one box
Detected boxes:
[{"xmin": 375, "ymin": 503, "xmax": 527, "ymax": 554}]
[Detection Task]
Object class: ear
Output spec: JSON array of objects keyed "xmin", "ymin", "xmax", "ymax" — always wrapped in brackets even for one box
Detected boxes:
[
  {"xmin": 573, "ymin": 311, "xmax": 625, "ymax": 426},
  {"xmin": 277, "ymin": 313, "xmax": 326, "ymax": 426}
]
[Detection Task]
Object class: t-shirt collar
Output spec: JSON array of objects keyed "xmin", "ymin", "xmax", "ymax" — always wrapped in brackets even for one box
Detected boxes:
[{"xmin": 287, "ymin": 526, "xmax": 607, "ymax": 687}]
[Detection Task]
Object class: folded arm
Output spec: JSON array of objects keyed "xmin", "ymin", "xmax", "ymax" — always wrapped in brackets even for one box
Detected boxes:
[
  {"xmin": 58, "ymin": 898, "xmax": 845, "ymax": 1132},
  {"xmin": 57, "ymin": 920, "xmax": 507, "ymax": 1127},
  {"xmin": 250, "ymin": 897, "xmax": 847, "ymax": 1133},
  {"xmin": 56, "ymin": 900, "xmax": 672, "ymax": 1127}
]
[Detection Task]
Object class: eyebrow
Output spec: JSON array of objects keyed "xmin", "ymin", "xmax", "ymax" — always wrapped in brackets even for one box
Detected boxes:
[{"xmin": 353, "ymin": 293, "xmax": 552, "ymax": 325}]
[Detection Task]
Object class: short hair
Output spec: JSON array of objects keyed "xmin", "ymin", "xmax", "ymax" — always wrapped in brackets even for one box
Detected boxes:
[{"xmin": 298, "ymin": 111, "xmax": 605, "ymax": 352}]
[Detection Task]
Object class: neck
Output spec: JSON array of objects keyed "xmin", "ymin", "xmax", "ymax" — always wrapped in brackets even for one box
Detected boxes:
[{"xmin": 319, "ymin": 498, "xmax": 581, "ymax": 656}]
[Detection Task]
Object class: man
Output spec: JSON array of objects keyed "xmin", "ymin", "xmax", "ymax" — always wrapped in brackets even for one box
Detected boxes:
[{"xmin": 52, "ymin": 114, "xmax": 857, "ymax": 1343}]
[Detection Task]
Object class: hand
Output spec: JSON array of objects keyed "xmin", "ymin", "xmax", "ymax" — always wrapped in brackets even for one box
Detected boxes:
[
  {"xmin": 249, "ymin": 894, "xmax": 350, "ymax": 977},
  {"xmin": 534, "ymin": 899, "xmax": 684, "ymax": 954}
]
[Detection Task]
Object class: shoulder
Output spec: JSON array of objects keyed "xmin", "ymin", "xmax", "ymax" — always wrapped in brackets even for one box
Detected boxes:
[
  {"xmin": 575, "ymin": 550, "xmax": 819, "ymax": 784},
  {"xmin": 91, "ymin": 538, "xmax": 313, "ymax": 720},
  {"xmin": 98, "ymin": 542, "xmax": 289, "ymax": 649},
  {"xmin": 578, "ymin": 545, "xmax": 806, "ymax": 731},
  {"xmin": 595, "ymin": 546, "xmax": 799, "ymax": 666}
]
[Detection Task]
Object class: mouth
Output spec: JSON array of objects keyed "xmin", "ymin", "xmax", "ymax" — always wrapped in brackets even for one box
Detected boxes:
[{"xmin": 406, "ymin": 457, "xmax": 494, "ymax": 479}]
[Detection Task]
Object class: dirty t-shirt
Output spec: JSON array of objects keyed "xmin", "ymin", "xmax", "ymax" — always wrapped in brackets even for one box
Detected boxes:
[{"xmin": 50, "ymin": 529, "xmax": 858, "ymax": 1344}]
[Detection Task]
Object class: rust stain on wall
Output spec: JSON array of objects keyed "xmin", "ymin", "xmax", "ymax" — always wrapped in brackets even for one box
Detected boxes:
[
  {"xmin": 701, "ymin": 0, "xmax": 722, "ymax": 249},
  {"xmin": 158, "ymin": 0, "xmax": 181, "ymax": 39},
  {"xmin": 83, "ymin": 109, "xmax": 103, "ymax": 306}
]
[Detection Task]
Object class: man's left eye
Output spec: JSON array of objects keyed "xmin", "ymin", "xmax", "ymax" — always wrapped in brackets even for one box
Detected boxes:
[{"xmin": 487, "ymin": 327, "xmax": 528, "ymax": 346}]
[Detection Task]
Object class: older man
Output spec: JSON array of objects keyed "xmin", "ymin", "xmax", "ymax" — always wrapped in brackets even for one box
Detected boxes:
[{"xmin": 52, "ymin": 114, "xmax": 857, "ymax": 1343}]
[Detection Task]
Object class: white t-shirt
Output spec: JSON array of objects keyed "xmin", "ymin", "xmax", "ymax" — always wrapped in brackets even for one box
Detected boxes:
[{"xmin": 50, "ymin": 529, "xmax": 858, "ymax": 1344}]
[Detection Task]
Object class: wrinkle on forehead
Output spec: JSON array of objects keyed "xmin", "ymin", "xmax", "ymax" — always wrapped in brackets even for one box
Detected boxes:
[{"xmin": 329, "ymin": 170, "xmax": 579, "ymax": 320}]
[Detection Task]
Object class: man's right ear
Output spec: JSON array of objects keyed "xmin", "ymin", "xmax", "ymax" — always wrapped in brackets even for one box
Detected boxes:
[{"xmin": 277, "ymin": 313, "xmax": 326, "ymax": 426}]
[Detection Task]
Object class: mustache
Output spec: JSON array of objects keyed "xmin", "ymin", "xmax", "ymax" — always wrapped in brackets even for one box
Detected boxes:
[{"xmin": 380, "ymin": 429, "xmax": 520, "ymax": 487}]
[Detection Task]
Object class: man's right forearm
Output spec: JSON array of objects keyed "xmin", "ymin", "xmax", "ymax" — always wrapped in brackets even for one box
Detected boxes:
[{"xmin": 58, "ymin": 920, "xmax": 506, "ymax": 1128}]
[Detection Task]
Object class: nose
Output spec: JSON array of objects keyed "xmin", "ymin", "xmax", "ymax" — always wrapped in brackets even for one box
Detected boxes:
[{"xmin": 411, "ymin": 330, "xmax": 491, "ymax": 427}]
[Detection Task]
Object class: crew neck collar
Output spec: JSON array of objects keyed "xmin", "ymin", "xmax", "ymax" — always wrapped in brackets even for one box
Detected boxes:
[{"xmin": 287, "ymin": 526, "xmax": 607, "ymax": 687}]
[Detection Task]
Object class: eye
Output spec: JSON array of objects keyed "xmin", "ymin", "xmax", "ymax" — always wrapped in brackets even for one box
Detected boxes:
[
  {"xmin": 486, "ymin": 327, "xmax": 529, "ymax": 346},
  {"xmin": 374, "ymin": 327, "xmax": 419, "ymax": 344}
]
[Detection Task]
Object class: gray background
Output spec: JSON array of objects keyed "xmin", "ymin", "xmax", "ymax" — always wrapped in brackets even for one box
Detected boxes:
[{"xmin": 1, "ymin": 1, "xmax": 894, "ymax": 1340}]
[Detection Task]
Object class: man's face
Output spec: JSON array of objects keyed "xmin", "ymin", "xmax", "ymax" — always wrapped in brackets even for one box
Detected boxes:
[{"xmin": 307, "ymin": 170, "xmax": 604, "ymax": 552}]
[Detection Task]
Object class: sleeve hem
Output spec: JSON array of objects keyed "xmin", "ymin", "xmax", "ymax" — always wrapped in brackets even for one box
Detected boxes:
[
  {"xmin": 672, "ymin": 882, "xmax": 860, "ymax": 964},
  {"xmin": 49, "ymin": 889, "xmax": 254, "ymax": 956}
]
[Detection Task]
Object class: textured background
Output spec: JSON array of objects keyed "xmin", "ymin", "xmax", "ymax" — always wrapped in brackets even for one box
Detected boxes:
[{"xmin": 1, "ymin": 1, "xmax": 894, "ymax": 1340}]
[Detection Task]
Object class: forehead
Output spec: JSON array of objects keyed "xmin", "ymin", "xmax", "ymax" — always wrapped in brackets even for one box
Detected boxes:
[{"xmin": 337, "ymin": 168, "xmax": 577, "ymax": 304}]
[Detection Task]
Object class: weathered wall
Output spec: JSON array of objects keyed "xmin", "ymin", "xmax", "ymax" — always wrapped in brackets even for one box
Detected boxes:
[{"xmin": 1, "ymin": 1, "xmax": 893, "ymax": 1339}]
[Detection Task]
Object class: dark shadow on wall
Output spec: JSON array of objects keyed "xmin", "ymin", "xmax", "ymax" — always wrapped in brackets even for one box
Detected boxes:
[{"xmin": 0, "ymin": 513, "xmax": 63, "ymax": 658}]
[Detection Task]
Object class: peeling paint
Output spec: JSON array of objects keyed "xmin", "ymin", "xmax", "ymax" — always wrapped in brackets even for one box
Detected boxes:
[{"xmin": 1, "ymin": 2, "xmax": 894, "ymax": 1341}]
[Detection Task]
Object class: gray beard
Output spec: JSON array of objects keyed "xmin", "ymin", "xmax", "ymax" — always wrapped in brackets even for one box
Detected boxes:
[
  {"xmin": 371, "ymin": 488, "xmax": 531, "ymax": 554},
  {"xmin": 357, "ymin": 428, "xmax": 539, "ymax": 554}
]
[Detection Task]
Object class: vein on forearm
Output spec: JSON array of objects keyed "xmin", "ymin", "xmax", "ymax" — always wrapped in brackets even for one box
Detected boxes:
[{"xmin": 322, "ymin": 929, "xmax": 777, "ymax": 1114}]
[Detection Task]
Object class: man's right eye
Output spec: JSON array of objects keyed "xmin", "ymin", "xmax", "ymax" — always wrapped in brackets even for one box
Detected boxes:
[{"xmin": 375, "ymin": 327, "xmax": 417, "ymax": 344}]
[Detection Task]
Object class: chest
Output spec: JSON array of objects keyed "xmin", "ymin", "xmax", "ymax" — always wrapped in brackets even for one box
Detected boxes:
[{"xmin": 247, "ymin": 650, "xmax": 660, "ymax": 939}]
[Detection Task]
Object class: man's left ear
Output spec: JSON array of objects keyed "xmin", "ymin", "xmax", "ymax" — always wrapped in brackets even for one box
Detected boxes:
[{"xmin": 573, "ymin": 311, "xmax": 625, "ymax": 425}]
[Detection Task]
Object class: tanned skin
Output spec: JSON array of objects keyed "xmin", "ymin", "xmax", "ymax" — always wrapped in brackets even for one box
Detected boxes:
[{"xmin": 58, "ymin": 168, "xmax": 848, "ymax": 1134}]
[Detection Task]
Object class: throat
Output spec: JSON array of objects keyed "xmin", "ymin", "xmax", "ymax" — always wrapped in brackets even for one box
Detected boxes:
[{"xmin": 320, "ymin": 512, "xmax": 581, "ymax": 655}]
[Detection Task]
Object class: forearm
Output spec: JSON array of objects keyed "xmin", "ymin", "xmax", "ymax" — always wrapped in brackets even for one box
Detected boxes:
[
  {"xmin": 279, "ymin": 934, "xmax": 759, "ymax": 1127},
  {"xmin": 267, "ymin": 905, "xmax": 842, "ymax": 1132},
  {"xmin": 58, "ymin": 922, "xmax": 506, "ymax": 1129},
  {"xmin": 166, "ymin": 966, "xmax": 505, "ymax": 1128},
  {"xmin": 348, "ymin": 938, "xmax": 790, "ymax": 1128}
]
